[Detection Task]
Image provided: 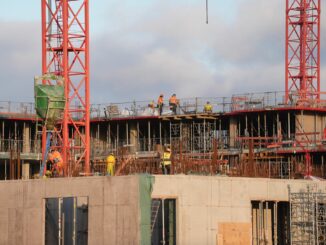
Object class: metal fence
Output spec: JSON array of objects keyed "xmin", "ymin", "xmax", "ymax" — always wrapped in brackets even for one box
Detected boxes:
[
  {"xmin": 2, "ymin": 91, "xmax": 326, "ymax": 119},
  {"xmin": 0, "ymin": 139, "xmax": 41, "ymax": 153},
  {"xmin": 0, "ymin": 101, "xmax": 34, "ymax": 114}
]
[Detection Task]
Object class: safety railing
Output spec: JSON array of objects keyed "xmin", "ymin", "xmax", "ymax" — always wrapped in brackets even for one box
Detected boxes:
[
  {"xmin": 0, "ymin": 101, "xmax": 34, "ymax": 115},
  {"xmin": 0, "ymin": 139, "xmax": 41, "ymax": 154},
  {"xmin": 2, "ymin": 91, "xmax": 326, "ymax": 119}
]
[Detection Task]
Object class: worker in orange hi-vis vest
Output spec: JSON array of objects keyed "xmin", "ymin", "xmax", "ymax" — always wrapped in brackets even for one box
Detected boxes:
[
  {"xmin": 157, "ymin": 94, "xmax": 164, "ymax": 115},
  {"xmin": 48, "ymin": 150, "xmax": 64, "ymax": 177},
  {"xmin": 169, "ymin": 94, "xmax": 179, "ymax": 115}
]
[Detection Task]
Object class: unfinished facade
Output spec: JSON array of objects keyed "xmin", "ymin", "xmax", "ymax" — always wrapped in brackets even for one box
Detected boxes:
[{"xmin": 1, "ymin": 92, "xmax": 326, "ymax": 180}]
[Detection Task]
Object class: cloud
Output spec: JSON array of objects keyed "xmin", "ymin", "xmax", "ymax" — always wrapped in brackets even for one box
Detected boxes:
[
  {"xmin": 90, "ymin": 0, "xmax": 287, "ymax": 102},
  {"xmin": 0, "ymin": 21, "xmax": 41, "ymax": 101},
  {"xmin": 0, "ymin": 0, "xmax": 326, "ymax": 103}
]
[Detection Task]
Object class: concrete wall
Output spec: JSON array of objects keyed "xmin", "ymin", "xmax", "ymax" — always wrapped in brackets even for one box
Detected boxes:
[
  {"xmin": 295, "ymin": 112, "xmax": 326, "ymax": 142},
  {"xmin": 152, "ymin": 175, "xmax": 326, "ymax": 245},
  {"xmin": 0, "ymin": 176, "xmax": 141, "ymax": 245},
  {"xmin": 2, "ymin": 175, "xmax": 326, "ymax": 245}
]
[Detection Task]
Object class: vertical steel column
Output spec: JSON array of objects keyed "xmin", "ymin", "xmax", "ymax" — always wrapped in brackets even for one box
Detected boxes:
[
  {"xmin": 159, "ymin": 121, "xmax": 162, "ymax": 145},
  {"xmin": 126, "ymin": 122, "xmax": 129, "ymax": 145},
  {"xmin": 203, "ymin": 119, "xmax": 206, "ymax": 153},
  {"xmin": 219, "ymin": 119, "xmax": 222, "ymax": 147},
  {"xmin": 4, "ymin": 160, "xmax": 7, "ymax": 181},
  {"xmin": 58, "ymin": 197, "xmax": 62, "ymax": 245},
  {"xmin": 245, "ymin": 115, "xmax": 248, "ymax": 136},
  {"xmin": 264, "ymin": 113, "xmax": 267, "ymax": 137},
  {"xmin": 73, "ymin": 197, "xmax": 77, "ymax": 245},
  {"xmin": 288, "ymin": 112, "xmax": 291, "ymax": 139},
  {"xmin": 108, "ymin": 123, "xmax": 111, "ymax": 147},
  {"xmin": 258, "ymin": 114, "xmax": 261, "ymax": 148},
  {"xmin": 162, "ymin": 199, "xmax": 165, "ymax": 245},
  {"xmin": 117, "ymin": 123, "xmax": 119, "ymax": 151},
  {"xmin": 137, "ymin": 122, "xmax": 140, "ymax": 151},
  {"xmin": 169, "ymin": 121, "xmax": 172, "ymax": 146},
  {"xmin": 274, "ymin": 202, "xmax": 278, "ymax": 245},
  {"xmin": 1, "ymin": 121, "xmax": 4, "ymax": 151},
  {"xmin": 148, "ymin": 121, "xmax": 151, "ymax": 151}
]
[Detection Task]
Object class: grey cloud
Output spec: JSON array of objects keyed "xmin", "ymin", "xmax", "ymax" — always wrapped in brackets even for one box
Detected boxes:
[
  {"xmin": 0, "ymin": 0, "xmax": 326, "ymax": 104},
  {"xmin": 0, "ymin": 21, "xmax": 41, "ymax": 101},
  {"xmin": 90, "ymin": 0, "xmax": 289, "ymax": 102}
]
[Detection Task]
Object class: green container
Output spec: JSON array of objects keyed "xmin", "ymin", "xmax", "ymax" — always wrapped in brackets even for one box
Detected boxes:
[{"xmin": 34, "ymin": 83, "xmax": 65, "ymax": 129}]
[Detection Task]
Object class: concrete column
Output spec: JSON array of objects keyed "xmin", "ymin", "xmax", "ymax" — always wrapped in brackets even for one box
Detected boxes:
[
  {"xmin": 23, "ymin": 123, "xmax": 31, "ymax": 153},
  {"xmin": 129, "ymin": 123, "xmax": 138, "ymax": 152},
  {"xmin": 229, "ymin": 117, "xmax": 237, "ymax": 147},
  {"xmin": 148, "ymin": 121, "xmax": 151, "ymax": 151},
  {"xmin": 22, "ymin": 163, "xmax": 30, "ymax": 180}
]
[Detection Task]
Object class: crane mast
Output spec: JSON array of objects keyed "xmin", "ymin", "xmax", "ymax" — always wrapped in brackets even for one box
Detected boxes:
[
  {"xmin": 286, "ymin": 0, "xmax": 321, "ymax": 103},
  {"xmin": 41, "ymin": 0, "xmax": 90, "ymax": 176}
]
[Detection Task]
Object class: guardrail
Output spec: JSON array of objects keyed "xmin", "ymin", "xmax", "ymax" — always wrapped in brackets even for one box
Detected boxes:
[
  {"xmin": 0, "ymin": 101, "xmax": 34, "ymax": 115},
  {"xmin": 2, "ymin": 91, "xmax": 326, "ymax": 119},
  {"xmin": 0, "ymin": 139, "xmax": 41, "ymax": 154}
]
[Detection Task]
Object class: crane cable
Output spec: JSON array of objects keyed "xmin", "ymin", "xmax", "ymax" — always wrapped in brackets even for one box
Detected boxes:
[{"xmin": 206, "ymin": 0, "xmax": 208, "ymax": 24}]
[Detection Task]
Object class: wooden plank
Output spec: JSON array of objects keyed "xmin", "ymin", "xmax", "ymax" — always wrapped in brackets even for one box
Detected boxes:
[{"xmin": 218, "ymin": 223, "xmax": 251, "ymax": 245}]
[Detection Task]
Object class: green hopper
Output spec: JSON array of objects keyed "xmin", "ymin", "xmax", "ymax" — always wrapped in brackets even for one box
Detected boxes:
[{"xmin": 34, "ymin": 74, "xmax": 65, "ymax": 130}]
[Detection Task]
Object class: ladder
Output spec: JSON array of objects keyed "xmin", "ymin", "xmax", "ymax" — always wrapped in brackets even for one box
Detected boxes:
[{"xmin": 151, "ymin": 199, "xmax": 161, "ymax": 232}]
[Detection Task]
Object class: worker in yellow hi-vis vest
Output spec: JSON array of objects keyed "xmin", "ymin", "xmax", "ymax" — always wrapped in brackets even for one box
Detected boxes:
[
  {"xmin": 161, "ymin": 147, "xmax": 171, "ymax": 175},
  {"xmin": 203, "ymin": 101, "xmax": 213, "ymax": 113},
  {"xmin": 106, "ymin": 153, "xmax": 116, "ymax": 176}
]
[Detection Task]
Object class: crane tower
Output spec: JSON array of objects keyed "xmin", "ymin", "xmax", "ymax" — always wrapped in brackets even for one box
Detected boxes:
[
  {"xmin": 286, "ymin": 0, "xmax": 321, "ymax": 103},
  {"xmin": 41, "ymin": 0, "xmax": 90, "ymax": 175}
]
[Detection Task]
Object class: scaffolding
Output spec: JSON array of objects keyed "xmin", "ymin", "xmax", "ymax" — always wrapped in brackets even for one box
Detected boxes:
[{"xmin": 290, "ymin": 186, "xmax": 326, "ymax": 245}]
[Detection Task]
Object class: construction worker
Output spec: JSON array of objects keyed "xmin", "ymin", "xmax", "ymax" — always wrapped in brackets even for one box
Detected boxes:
[
  {"xmin": 44, "ymin": 170, "xmax": 52, "ymax": 179},
  {"xmin": 161, "ymin": 146, "xmax": 171, "ymax": 174},
  {"xmin": 148, "ymin": 100, "xmax": 155, "ymax": 114},
  {"xmin": 148, "ymin": 100, "xmax": 155, "ymax": 109},
  {"xmin": 203, "ymin": 101, "xmax": 213, "ymax": 113},
  {"xmin": 157, "ymin": 94, "xmax": 164, "ymax": 115},
  {"xmin": 169, "ymin": 94, "xmax": 179, "ymax": 115},
  {"xmin": 48, "ymin": 149, "xmax": 64, "ymax": 177},
  {"xmin": 106, "ymin": 153, "xmax": 116, "ymax": 176}
]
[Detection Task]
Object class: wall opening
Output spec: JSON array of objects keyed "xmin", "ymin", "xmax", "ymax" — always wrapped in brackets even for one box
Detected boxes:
[
  {"xmin": 45, "ymin": 197, "xmax": 88, "ymax": 245},
  {"xmin": 151, "ymin": 198, "xmax": 176, "ymax": 245},
  {"xmin": 251, "ymin": 200, "xmax": 290, "ymax": 245}
]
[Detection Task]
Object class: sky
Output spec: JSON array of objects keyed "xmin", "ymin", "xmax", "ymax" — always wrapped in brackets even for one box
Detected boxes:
[{"xmin": 0, "ymin": 0, "xmax": 325, "ymax": 103}]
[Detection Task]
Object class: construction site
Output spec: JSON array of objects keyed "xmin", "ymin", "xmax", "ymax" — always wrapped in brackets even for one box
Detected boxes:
[{"xmin": 0, "ymin": 0, "xmax": 326, "ymax": 244}]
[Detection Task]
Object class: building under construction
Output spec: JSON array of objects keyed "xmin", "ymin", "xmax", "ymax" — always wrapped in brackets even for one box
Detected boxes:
[
  {"xmin": 1, "ymin": 91, "xmax": 326, "ymax": 180},
  {"xmin": 0, "ymin": 0, "xmax": 326, "ymax": 244}
]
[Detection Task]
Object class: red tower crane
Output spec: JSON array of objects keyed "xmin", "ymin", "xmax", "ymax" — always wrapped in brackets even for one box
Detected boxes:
[
  {"xmin": 41, "ymin": 0, "xmax": 90, "ymax": 175},
  {"xmin": 285, "ymin": 0, "xmax": 321, "ymax": 103}
]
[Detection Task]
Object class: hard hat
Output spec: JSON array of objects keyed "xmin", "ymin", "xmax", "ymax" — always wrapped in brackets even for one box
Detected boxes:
[
  {"xmin": 207, "ymin": 101, "xmax": 210, "ymax": 104},
  {"xmin": 172, "ymin": 93, "xmax": 176, "ymax": 96}
]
